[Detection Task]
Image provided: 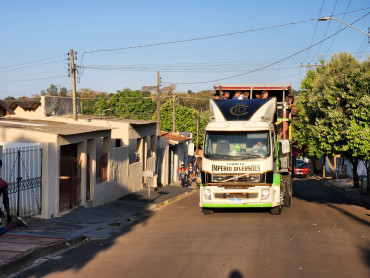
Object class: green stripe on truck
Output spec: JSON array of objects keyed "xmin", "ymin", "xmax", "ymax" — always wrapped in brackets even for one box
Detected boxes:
[
  {"xmin": 202, "ymin": 203, "xmax": 273, "ymax": 208},
  {"xmin": 273, "ymin": 173, "xmax": 281, "ymax": 186}
]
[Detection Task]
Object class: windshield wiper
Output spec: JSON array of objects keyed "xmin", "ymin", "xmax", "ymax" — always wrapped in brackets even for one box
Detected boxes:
[
  {"xmin": 205, "ymin": 154, "xmax": 231, "ymax": 158},
  {"xmin": 237, "ymin": 153, "xmax": 264, "ymax": 158}
]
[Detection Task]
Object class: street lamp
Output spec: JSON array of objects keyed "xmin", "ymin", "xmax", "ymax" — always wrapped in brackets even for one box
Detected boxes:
[{"xmin": 318, "ymin": 16, "xmax": 370, "ymax": 36}]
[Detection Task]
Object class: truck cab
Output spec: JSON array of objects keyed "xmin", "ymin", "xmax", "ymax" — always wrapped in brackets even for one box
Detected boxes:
[{"xmin": 200, "ymin": 84, "xmax": 293, "ymax": 215}]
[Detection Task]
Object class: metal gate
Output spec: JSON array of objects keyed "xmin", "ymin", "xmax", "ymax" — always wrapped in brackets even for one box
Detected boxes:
[{"xmin": 1, "ymin": 143, "xmax": 42, "ymax": 217}]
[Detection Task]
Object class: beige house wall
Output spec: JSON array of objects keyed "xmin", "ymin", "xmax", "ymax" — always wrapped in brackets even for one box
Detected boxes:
[
  {"xmin": 2, "ymin": 97, "xmax": 165, "ymax": 217},
  {"xmin": 12, "ymin": 106, "xmax": 44, "ymax": 119}
]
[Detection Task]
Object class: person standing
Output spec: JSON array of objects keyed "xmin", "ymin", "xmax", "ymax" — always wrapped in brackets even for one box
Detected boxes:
[
  {"xmin": 177, "ymin": 164, "xmax": 188, "ymax": 188},
  {"xmin": 187, "ymin": 162, "xmax": 195, "ymax": 184},
  {"xmin": 0, "ymin": 158, "xmax": 28, "ymax": 236}
]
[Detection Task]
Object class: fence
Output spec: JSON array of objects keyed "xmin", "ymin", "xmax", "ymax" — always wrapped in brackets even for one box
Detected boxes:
[{"xmin": 1, "ymin": 143, "xmax": 42, "ymax": 217}]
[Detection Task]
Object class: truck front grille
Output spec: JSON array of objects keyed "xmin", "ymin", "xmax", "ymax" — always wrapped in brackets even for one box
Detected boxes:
[
  {"xmin": 212, "ymin": 174, "xmax": 260, "ymax": 183},
  {"xmin": 214, "ymin": 192, "xmax": 258, "ymax": 199}
]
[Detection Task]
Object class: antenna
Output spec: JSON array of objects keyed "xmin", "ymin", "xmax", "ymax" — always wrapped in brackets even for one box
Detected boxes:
[{"xmin": 45, "ymin": 103, "xmax": 60, "ymax": 117}]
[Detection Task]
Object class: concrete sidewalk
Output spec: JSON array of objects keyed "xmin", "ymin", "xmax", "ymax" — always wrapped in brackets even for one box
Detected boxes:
[
  {"xmin": 0, "ymin": 183, "xmax": 198, "ymax": 275},
  {"xmin": 311, "ymin": 176, "xmax": 370, "ymax": 208}
]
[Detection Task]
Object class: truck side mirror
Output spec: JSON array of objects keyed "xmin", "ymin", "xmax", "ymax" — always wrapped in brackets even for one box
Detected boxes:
[{"xmin": 280, "ymin": 140, "xmax": 290, "ymax": 154}]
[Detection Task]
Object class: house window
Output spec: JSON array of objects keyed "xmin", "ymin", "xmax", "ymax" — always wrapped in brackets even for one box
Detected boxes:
[{"xmin": 115, "ymin": 139, "xmax": 121, "ymax": 148}]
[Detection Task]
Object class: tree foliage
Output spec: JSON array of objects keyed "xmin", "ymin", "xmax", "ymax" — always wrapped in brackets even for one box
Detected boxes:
[
  {"xmin": 154, "ymin": 100, "xmax": 209, "ymax": 147},
  {"xmin": 293, "ymin": 52, "xmax": 370, "ymax": 186},
  {"xmin": 81, "ymin": 88, "xmax": 156, "ymax": 120}
]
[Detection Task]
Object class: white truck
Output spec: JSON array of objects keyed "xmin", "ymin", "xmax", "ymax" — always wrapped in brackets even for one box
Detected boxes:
[{"xmin": 200, "ymin": 83, "xmax": 293, "ymax": 215}]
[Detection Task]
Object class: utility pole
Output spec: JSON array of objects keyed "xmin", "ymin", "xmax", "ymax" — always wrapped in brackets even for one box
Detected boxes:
[
  {"xmin": 70, "ymin": 49, "xmax": 77, "ymax": 121},
  {"xmin": 196, "ymin": 109, "xmax": 200, "ymax": 154},
  {"xmin": 157, "ymin": 71, "xmax": 161, "ymax": 136},
  {"xmin": 172, "ymin": 95, "xmax": 176, "ymax": 133}
]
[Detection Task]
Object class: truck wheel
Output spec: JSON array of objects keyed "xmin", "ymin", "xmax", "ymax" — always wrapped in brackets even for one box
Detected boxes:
[
  {"xmin": 270, "ymin": 206, "xmax": 282, "ymax": 215},
  {"xmin": 202, "ymin": 208, "xmax": 215, "ymax": 215},
  {"xmin": 284, "ymin": 191, "xmax": 292, "ymax": 207},
  {"xmin": 283, "ymin": 182, "xmax": 292, "ymax": 207}
]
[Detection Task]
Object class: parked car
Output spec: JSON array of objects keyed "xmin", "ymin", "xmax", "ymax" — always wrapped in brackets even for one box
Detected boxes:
[{"xmin": 294, "ymin": 159, "xmax": 309, "ymax": 177}]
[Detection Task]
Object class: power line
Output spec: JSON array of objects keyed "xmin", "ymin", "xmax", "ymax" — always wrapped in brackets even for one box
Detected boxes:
[
  {"xmin": 311, "ymin": 0, "xmax": 338, "ymax": 63},
  {"xmin": 301, "ymin": 0, "xmax": 325, "ymax": 64},
  {"xmin": 80, "ymin": 7, "xmax": 370, "ymax": 57},
  {"xmin": 0, "ymin": 59, "xmax": 66, "ymax": 73},
  {"xmin": 355, "ymin": 37, "xmax": 368, "ymax": 58},
  {"xmin": 324, "ymin": 0, "xmax": 352, "ymax": 57},
  {"xmin": 0, "ymin": 55, "xmax": 66, "ymax": 70},
  {"xmin": 0, "ymin": 76, "xmax": 66, "ymax": 84},
  {"xmin": 167, "ymin": 12, "xmax": 370, "ymax": 85}
]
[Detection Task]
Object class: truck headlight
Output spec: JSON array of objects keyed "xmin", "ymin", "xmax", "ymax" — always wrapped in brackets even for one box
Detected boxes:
[
  {"xmin": 261, "ymin": 189, "xmax": 269, "ymax": 200},
  {"xmin": 204, "ymin": 189, "xmax": 212, "ymax": 200}
]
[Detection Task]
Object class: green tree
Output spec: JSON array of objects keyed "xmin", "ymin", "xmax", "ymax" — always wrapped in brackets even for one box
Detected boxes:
[
  {"xmin": 155, "ymin": 100, "xmax": 208, "ymax": 148},
  {"xmin": 108, "ymin": 88, "xmax": 156, "ymax": 120},
  {"xmin": 46, "ymin": 84, "xmax": 58, "ymax": 96},
  {"xmin": 293, "ymin": 53, "xmax": 370, "ymax": 187},
  {"xmin": 60, "ymin": 87, "xmax": 68, "ymax": 97}
]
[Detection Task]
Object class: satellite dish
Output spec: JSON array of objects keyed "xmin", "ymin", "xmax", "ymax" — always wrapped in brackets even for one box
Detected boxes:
[{"xmin": 45, "ymin": 103, "xmax": 60, "ymax": 117}]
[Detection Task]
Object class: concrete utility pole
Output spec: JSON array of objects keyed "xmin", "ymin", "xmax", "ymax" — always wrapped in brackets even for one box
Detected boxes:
[
  {"xmin": 157, "ymin": 71, "xmax": 161, "ymax": 136},
  {"xmin": 196, "ymin": 109, "xmax": 200, "ymax": 154},
  {"xmin": 172, "ymin": 95, "xmax": 176, "ymax": 133},
  {"xmin": 70, "ymin": 49, "xmax": 77, "ymax": 121}
]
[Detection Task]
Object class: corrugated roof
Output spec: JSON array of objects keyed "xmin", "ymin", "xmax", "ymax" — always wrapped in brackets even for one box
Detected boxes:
[
  {"xmin": 77, "ymin": 115, "xmax": 156, "ymax": 125},
  {"xmin": 0, "ymin": 100, "xmax": 15, "ymax": 115},
  {"xmin": 160, "ymin": 131, "xmax": 192, "ymax": 144},
  {"xmin": 3, "ymin": 100, "xmax": 41, "ymax": 111},
  {"xmin": 0, "ymin": 118, "xmax": 111, "ymax": 136}
]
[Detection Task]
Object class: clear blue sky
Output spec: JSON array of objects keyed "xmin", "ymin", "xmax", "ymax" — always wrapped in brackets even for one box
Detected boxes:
[{"xmin": 0, "ymin": 0, "xmax": 368, "ymax": 98}]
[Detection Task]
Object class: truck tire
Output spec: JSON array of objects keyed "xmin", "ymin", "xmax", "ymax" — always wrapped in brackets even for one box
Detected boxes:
[
  {"xmin": 270, "ymin": 205, "xmax": 282, "ymax": 215},
  {"xmin": 283, "ymin": 182, "xmax": 292, "ymax": 207},
  {"xmin": 282, "ymin": 174, "xmax": 292, "ymax": 207},
  {"xmin": 284, "ymin": 192, "xmax": 292, "ymax": 207},
  {"xmin": 202, "ymin": 208, "xmax": 215, "ymax": 215}
]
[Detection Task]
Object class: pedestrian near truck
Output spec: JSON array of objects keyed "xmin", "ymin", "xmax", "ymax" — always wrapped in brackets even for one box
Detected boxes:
[{"xmin": 177, "ymin": 164, "xmax": 188, "ymax": 188}]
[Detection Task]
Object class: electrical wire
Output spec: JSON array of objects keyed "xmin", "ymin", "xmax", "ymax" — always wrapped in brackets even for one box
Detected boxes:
[
  {"xmin": 166, "ymin": 12, "xmax": 370, "ymax": 85},
  {"xmin": 0, "ymin": 55, "xmax": 66, "ymax": 70},
  {"xmin": 311, "ymin": 0, "xmax": 338, "ymax": 63},
  {"xmin": 80, "ymin": 7, "xmax": 370, "ymax": 66},
  {"xmin": 355, "ymin": 37, "xmax": 368, "ymax": 58},
  {"xmin": 0, "ymin": 59, "xmax": 66, "ymax": 73},
  {"xmin": 301, "ymin": 0, "xmax": 325, "ymax": 64},
  {"xmin": 324, "ymin": 0, "xmax": 352, "ymax": 57},
  {"xmin": 0, "ymin": 76, "xmax": 66, "ymax": 84}
]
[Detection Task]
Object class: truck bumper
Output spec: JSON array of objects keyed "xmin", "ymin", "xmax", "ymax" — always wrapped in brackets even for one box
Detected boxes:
[{"xmin": 199, "ymin": 185, "xmax": 281, "ymax": 208}]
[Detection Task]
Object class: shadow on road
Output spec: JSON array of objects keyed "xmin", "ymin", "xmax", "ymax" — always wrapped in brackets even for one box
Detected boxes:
[
  {"xmin": 293, "ymin": 178, "xmax": 369, "ymax": 209},
  {"xmin": 8, "ymin": 192, "xmax": 164, "ymax": 278}
]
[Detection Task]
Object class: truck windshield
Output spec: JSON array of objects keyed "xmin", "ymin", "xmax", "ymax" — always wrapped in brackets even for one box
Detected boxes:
[{"xmin": 204, "ymin": 131, "xmax": 270, "ymax": 159}]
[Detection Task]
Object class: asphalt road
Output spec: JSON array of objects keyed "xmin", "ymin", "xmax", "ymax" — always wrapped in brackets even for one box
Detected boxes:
[{"xmin": 12, "ymin": 178, "xmax": 370, "ymax": 278}]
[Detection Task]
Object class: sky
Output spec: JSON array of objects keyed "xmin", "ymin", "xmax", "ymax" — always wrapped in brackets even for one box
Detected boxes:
[{"xmin": 0, "ymin": 0, "xmax": 369, "ymax": 98}]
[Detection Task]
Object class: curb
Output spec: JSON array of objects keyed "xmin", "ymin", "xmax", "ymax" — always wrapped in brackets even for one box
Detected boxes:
[
  {"xmin": 148, "ymin": 186, "xmax": 199, "ymax": 212},
  {"xmin": 0, "ymin": 235, "xmax": 86, "ymax": 276}
]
